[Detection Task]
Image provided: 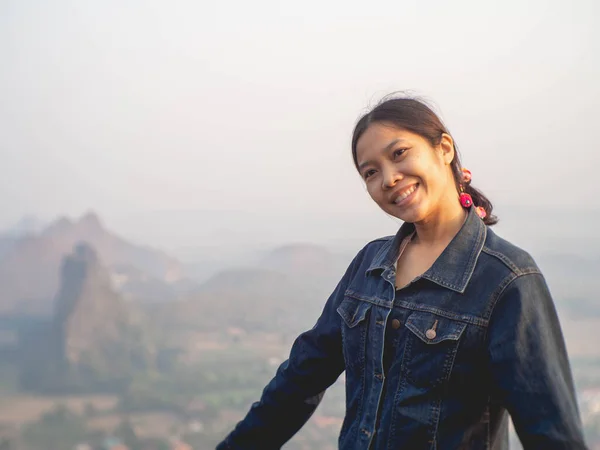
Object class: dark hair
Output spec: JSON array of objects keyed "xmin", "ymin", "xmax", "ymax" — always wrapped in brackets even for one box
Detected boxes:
[{"xmin": 351, "ymin": 95, "xmax": 498, "ymax": 226}]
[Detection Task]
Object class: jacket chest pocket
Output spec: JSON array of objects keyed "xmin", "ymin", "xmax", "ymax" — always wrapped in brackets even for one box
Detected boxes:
[
  {"xmin": 403, "ymin": 311, "xmax": 467, "ymax": 388},
  {"xmin": 336, "ymin": 296, "xmax": 372, "ymax": 370}
]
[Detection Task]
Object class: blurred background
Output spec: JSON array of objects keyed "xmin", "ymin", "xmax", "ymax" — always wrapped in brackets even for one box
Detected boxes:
[{"xmin": 0, "ymin": 0, "xmax": 599, "ymax": 449}]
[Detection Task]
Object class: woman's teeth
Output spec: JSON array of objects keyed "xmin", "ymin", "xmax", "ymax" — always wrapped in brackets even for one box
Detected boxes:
[{"xmin": 395, "ymin": 184, "xmax": 417, "ymax": 204}]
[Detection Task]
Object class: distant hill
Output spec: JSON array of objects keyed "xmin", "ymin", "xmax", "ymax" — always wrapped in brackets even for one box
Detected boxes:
[
  {"xmin": 111, "ymin": 263, "xmax": 197, "ymax": 304},
  {"xmin": 153, "ymin": 244, "xmax": 353, "ymax": 339},
  {"xmin": 19, "ymin": 243, "xmax": 156, "ymax": 393},
  {"xmin": 3, "ymin": 215, "xmax": 47, "ymax": 237},
  {"xmin": 0, "ymin": 212, "xmax": 185, "ymax": 315},
  {"xmin": 257, "ymin": 243, "xmax": 351, "ymax": 285},
  {"xmin": 155, "ymin": 267, "xmax": 319, "ymax": 335}
]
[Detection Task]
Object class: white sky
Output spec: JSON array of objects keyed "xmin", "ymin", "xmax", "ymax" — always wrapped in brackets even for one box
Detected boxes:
[{"xmin": 0, "ymin": 0, "xmax": 599, "ymax": 246}]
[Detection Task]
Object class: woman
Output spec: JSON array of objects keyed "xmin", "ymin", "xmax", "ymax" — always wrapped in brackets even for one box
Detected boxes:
[{"xmin": 216, "ymin": 96, "xmax": 588, "ymax": 449}]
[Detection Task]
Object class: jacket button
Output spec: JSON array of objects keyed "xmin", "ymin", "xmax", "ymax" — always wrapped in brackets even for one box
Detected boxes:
[
  {"xmin": 391, "ymin": 319, "xmax": 401, "ymax": 329},
  {"xmin": 426, "ymin": 329, "xmax": 437, "ymax": 339}
]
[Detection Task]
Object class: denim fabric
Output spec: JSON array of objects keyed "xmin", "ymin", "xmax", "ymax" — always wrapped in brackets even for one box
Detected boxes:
[{"xmin": 217, "ymin": 208, "xmax": 588, "ymax": 449}]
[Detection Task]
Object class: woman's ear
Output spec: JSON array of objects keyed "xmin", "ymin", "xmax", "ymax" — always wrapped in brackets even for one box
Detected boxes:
[{"xmin": 439, "ymin": 133, "xmax": 455, "ymax": 165}]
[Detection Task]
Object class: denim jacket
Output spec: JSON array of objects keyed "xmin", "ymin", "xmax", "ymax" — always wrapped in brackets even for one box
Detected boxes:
[{"xmin": 217, "ymin": 208, "xmax": 588, "ymax": 449}]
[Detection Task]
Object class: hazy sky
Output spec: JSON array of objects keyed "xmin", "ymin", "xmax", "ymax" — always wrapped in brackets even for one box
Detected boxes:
[{"xmin": 1, "ymin": 0, "xmax": 599, "ymax": 246}]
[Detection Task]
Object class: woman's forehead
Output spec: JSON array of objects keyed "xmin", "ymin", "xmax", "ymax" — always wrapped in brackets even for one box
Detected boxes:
[{"xmin": 356, "ymin": 124, "xmax": 422, "ymax": 158}]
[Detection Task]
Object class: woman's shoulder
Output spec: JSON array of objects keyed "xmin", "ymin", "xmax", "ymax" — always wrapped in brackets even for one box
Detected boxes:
[
  {"xmin": 481, "ymin": 227, "xmax": 541, "ymax": 276},
  {"xmin": 360, "ymin": 235, "xmax": 395, "ymax": 258},
  {"xmin": 344, "ymin": 235, "xmax": 395, "ymax": 273}
]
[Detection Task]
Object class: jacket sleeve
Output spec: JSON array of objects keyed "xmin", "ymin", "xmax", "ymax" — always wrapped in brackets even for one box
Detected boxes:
[
  {"xmin": 486, "ymin": 271, "xmax": 588, "ymax": 449},
  {"xmin": 216, "ymin": 251, "xmax": 363, "ymax": 450}
]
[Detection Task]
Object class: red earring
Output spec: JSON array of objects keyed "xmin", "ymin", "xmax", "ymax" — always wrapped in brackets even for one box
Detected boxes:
[
  {"xmin": 459, "ymin": 167, "xmax": 487, "ymax": 219},
  {"xmin": 461, "ymin": 168, "xmax": 472, "ymax": 184},
  {"xmin": 459, "ymin": 191, "xmax": 473, "ymax": 208},
  {"xmin": 459, "ymin": 167, "xmax": 473, "ymax": 208}
]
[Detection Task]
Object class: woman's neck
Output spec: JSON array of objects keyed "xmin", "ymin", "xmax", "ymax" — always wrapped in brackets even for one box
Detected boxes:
[{"xmin": 412, "ymin": 204, "xmax": 467, "ymax": 247}]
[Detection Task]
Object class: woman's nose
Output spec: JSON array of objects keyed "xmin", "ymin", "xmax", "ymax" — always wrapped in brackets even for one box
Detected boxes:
[{"xmin": 382, "ymin": 168, "xmax": 402, "ymax": 189}]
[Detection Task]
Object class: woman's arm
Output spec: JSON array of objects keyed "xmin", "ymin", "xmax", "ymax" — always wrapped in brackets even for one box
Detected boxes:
[
  {"xmin": 487, "ymin": 271, "xmax": 588, "ymax": 449},
  {"xmin": 216, "ymin": 252, "xmax": 363, "ymax": 449}
]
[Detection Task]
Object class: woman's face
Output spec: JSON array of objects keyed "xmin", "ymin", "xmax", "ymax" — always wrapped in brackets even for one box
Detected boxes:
[{"xmin": 355, "ymin": 122, "xmax": 458, "ymax": 224}]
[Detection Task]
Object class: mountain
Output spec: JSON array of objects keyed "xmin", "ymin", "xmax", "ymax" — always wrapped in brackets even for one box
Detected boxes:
[
  {"xmin": 42, "ymin": 212, "xmax": 183, "ymax": 282},
  {"xmin": 155, "ymin": 268, "xmax": 317, "ymax": 334},
  {"xmin": 0, "ymin": 211, "xmax": 185, "ymax": 315},
  {"xmin": 257, "ymin": 243, "xmax": 351, "ymax": 285},
  {"xmin": 19, "ymin": 243, "xmax": 156, "ymax": 393},
  {"xmin": 153, "ymin": 245, "xmax": 354, "ymax": 340},
  {"xmin": 111, "ymin": 263, "xmax": 197, "ymax": 304},
  {"xmin": 3, "ymin": 215, "xmax": 47, "ymax": 238}
]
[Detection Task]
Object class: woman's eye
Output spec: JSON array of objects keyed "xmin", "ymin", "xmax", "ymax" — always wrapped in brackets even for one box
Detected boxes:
[
  {"xmin": 363, "ymin": 169, "xmax": 376, "ymax": 180},
  {"xmin": 393, "ymin": 148, "xmax": 408, "ymax": 159}
]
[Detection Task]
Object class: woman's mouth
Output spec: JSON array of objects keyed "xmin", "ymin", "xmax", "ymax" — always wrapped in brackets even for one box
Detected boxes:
[{"xmin": 393, "ymin": 183, "xmax": 419, "ymax": 206}]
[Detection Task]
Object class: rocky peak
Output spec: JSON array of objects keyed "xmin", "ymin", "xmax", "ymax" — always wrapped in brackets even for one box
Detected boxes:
[
  {"xmin": 52, "ymin": 243, "xmax": 154, "ymax": 370},
  {"xmin": 43, "ymin": 216, "xmax": 74, "ymax": 237},
  {"xmin": 18, "ymin": 242, "xmax": 156, "ymax": 393},
  {"xmin": 77, "ymin": 211, "xmax": 104, "ymax": 233}
]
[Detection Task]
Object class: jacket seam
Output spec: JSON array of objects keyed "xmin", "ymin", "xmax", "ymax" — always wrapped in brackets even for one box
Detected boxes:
[
  {"xmin": 365, "ymin": 236, "xmax": 395, "ymax": 273},
  {"xmin": 481, "ymin": 246, "xmax": 541, "ymax": 276},
  {"xmin": 387, "ymin": 339, "xmax": 411, "ymax": 448},
  {"xmin": 344, "ymin": 291, "xmax": 488, "ymax": 327},
  {"xmin": 368, "ymin": 235, "xmax": 395, "ymax": 245},
  {"xmin": 455, "ymin": 220, "xmax": 487, "ymax": 293},
  {"xmin": 482, "ymin": 270, "xmax": 543, "ymax": 342}
]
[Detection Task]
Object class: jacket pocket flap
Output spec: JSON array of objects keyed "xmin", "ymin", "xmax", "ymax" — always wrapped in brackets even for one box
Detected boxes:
[
  {"xmin": 405, "ymin": 311, "xmax": 467, "ymax": 344},
  {"xmin": 337, "ymin": 297, "xmax": 372, "ymax": 328}
]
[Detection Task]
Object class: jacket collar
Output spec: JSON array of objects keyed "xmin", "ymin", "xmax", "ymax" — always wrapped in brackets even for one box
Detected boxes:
[{"xmin": 366, "ymin": 207, "xmax": 487, "ymax": 293}]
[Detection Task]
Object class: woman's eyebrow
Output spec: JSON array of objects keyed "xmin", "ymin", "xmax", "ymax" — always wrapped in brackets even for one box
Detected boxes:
[{"xmin": 357, "ymin": 138, "xmax": 408, "ymax": 171}]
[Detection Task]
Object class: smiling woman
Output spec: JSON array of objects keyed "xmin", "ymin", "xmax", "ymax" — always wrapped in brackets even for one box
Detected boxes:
[
  {"xmin": 216, "ymin": 95, "xmax": 588, "ymax": 450},
  {"xmin": 352, "ymin": 96, "xmax": 496, "ymax": 227}
]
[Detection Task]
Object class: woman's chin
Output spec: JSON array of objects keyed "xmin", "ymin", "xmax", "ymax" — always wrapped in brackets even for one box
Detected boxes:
[{"xmin": 385, "ymin": 204, "xmax": 424, "ymax": 223}]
